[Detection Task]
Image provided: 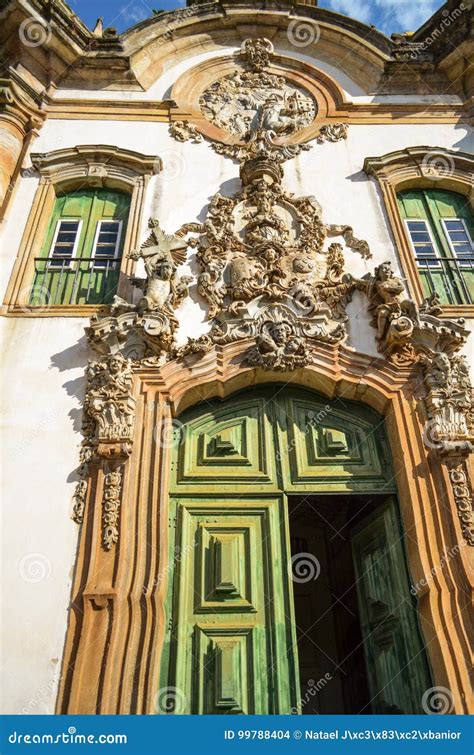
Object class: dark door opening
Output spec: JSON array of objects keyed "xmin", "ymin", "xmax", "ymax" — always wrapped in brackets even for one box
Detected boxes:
[
  {"xmin": 289, "ymin": 494, "xmax": 377, "ymax": 714},
  {"xmin": 289, "ymin": 493, "xmax": 432, "ymax": 715}
]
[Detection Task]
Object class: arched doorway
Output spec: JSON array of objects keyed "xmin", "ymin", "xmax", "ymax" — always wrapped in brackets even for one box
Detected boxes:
[{"xmin": 159, "ymin": 386, "xmax": 432, "ymax": 714}]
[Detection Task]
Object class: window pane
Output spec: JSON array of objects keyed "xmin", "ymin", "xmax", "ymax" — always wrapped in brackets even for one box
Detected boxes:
[
  {"xmin": 410, "ymin": 232, "xmax": 431, "ymax": 242},
  {"xmin": 50, "ymin": 220, "xmax": 80, "ymax": 266},
  {"xmin": 444, "ymin": 220, "xmax": 465, "ymax": 231},
  {"xmin": 407, "ymin": 221, "xmax": 427, "ymax": 231}
]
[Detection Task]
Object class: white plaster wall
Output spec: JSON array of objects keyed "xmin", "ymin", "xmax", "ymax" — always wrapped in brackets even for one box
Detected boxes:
[
  {"xmin": 0, "ymin": 95, "xmax": 472, "ymax": 714},
  {"xmin": 0, "ymin": 317, "xmax": 88, "ymax": 714}
]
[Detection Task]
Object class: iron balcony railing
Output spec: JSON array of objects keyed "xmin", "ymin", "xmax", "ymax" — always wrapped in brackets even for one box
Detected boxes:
[
  {"xmin": 32, "ymin": 255, "xmax": 121, "ymax": 306},
  {"xmin": 417, "ymin": 255, "xmax": 474, "ymax": 306}
]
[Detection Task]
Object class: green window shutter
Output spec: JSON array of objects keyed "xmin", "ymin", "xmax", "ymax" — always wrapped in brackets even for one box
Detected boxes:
[
  {"xmin": 398, "ymin": 189, "xmax": 474, "ymax": 305},
  {"xmin": 31, "ymin": 189, "xmax": 130, "ymax": 306}
]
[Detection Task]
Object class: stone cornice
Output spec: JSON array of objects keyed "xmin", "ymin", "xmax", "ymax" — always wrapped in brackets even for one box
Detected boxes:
[
  {"xmin": 30, "ymin": 144, "xmax": 162, "ymax": 188},
  {"xmin": 2, "ymin": 0, "xmax": 472, "ymax": 96}
]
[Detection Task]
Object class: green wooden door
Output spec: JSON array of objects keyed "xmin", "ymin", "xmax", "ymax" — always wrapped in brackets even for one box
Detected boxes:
[
  {"xmin": 351, "ymin": 500, "xmax": 432, "ymax": 714},
  {"xmin": 160, "ymin": 388, "xmax": 430, "ymax": 714}
]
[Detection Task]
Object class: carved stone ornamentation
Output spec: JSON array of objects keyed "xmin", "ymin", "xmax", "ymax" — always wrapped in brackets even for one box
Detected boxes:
[
  {"xmin": 169, "ymin": 120, "xmax": 203, "ymax": 143},
  {"xmin": 178, "ymin": 150, "xmax": 370, "ymax": 364},
  {"xmin": 72, "ymin": 353, "xmax": 136, "ymax": 549},
  {"xmin": 421, "ymin": 351, "xmax": 474, "ymax": 452},
  {"xmin": 445, "ymin": 459, "xmax": 474, "ymax": 546},
  {"xmin": 356, "ymin": 261, "xmax": 420, "ymax": 365},
  {"xmin": 200, "ymin": 38, "xmax": 316, "ymax": 143},
  {"xmin": 102, "ymin": 464, "xmax": 123, "ymax": 550},
  {"xmin": 85, "ymin": 354, "xmax": 135, "ymax": 444},
  {"xmin": 87, "ymin": 219, "xmax": 195, "ymax": 358},
  {"xmin": 240, "ymin": 37, "xmax": 274, "ymax": 72},
  {"xmin": 316, "ymin": 123, "xmax": 349, "ymax": 143}
]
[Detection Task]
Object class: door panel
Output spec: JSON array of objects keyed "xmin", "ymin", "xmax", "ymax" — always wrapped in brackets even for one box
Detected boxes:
[
  {"xmin": 165, "ymin": 497, "xmax": 299, "ymax": 714},
  {"xmin": 351, "ymin": 500, "xmax": 432, "ymax": 714},
  {"xmin": 281, "ymin": 396, "xmax": 395, "ymax": 493},
  {"xmin": 172, "ymin": 399, "xmax": 279, "ymax": 491}
]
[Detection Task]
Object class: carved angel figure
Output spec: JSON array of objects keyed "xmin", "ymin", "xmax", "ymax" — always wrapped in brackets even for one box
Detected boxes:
[
  {"xmin": 359, "ymin": 261, "xmax": 420, "ymax": 341},
  {"xmin": 112, "ymin": 221, "xmax": 192, "ymax": 317}
]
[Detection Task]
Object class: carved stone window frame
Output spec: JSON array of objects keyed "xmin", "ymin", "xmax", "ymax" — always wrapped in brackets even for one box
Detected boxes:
[
  {"xmin": 364, "ymin": 146, "xmax": 474, "ymax": 318},
  {"xmin": 2, "ymin": 145, "xmax": 161, "ymax": 317}
]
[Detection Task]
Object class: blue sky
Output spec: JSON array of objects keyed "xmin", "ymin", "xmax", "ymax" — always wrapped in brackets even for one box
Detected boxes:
[{"xmin": 68, "ymin": 0, "xmax": 444, "ymax": 36}]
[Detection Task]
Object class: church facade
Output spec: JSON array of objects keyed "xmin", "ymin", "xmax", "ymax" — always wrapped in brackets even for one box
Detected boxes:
[{"xmin": 1, "ymin": 0, "xmax": 473, "ymax": 715}]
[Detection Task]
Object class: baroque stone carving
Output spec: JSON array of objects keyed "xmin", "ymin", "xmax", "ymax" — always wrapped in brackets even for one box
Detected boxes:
[
  {"xmin": 87, "ymin": 220, "xmax": 194, "ymax": 358},
  {"xmin": 200, "ymin": 38, "xmax": 316, "ymax": 142},
  {"xmin": 85, "ymin": 354, "xmax": 135, "ymax": 443},
  {"xmin": 72, "ymin": 354, "xmax": 135, "ymax": 550},
  {"xmin": 240, "ymin": 37, "xmax": 274, "ymax": 71},
  {"xmin": 422, "ymin": 351, "xmax": 474, "ymax": 452},
  {"xmin": 445, "ymin": 459, "xmax": 474, "ymax": 546},
  {"xmin": 356, "ymin": 261, "xmax": 420, "ymax": 365},
  {"xmin": 189, "ymin": 156, "xmax": 371, "ymax": 329},
  {"xmin": 316, "ymin": 123, "xmax": 349, "ymax": 143},
  {"xmin": 169, "ymin": 120, "xmax": 203, "ymax": 143},
  {"xmin": 102, "ymin": 465, "xmax": 123, "ymax": 550}
]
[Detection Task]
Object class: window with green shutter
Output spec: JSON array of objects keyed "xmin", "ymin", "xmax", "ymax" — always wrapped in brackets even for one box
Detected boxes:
[
  {"xmin": 30, "ymin": 188, "xmax": 131, "ymax": 306},
  {"xmin": 397, "ymin": 189, "xmax": 474, "ymax": 306}
]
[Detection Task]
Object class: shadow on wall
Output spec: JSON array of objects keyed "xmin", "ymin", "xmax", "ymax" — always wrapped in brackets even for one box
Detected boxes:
[
  {"xmin": 453, "ymin": 125, "xmax": 473, "ymax": 152},
  {"xmin": 50, "ymin": 333, "xmax": 89, "ymax": 437}
]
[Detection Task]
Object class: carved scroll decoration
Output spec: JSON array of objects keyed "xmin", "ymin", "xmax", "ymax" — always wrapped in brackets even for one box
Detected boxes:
[{"xmin": 169, "ymin": 120, "xmax": 203, "ymax": 143}]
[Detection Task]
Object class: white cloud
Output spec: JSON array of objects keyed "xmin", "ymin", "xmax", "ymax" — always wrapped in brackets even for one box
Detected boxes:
[
  {"xmin": 374, "ymin": 0, "xmax": 439, "ymax": 33},
  {"xmin": 118, "ymin": 0, "xmax": 152, "ymax": 26},
  {"xmin": 325, "ymin": 0, "xmax": 440, "ymax": 33},
  {"xmin": 326, "ymin": 0, "xmax": 373, "ymax": 25}
]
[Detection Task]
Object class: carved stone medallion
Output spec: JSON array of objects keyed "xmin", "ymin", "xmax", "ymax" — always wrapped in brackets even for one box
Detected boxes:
[
  {"xmin": 200, "ymin": 72, "xmax": 316, "ymax": 141},
  {"xmin": 199, "ymin": 37, "xmax": 316, "ymax": 142}
]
